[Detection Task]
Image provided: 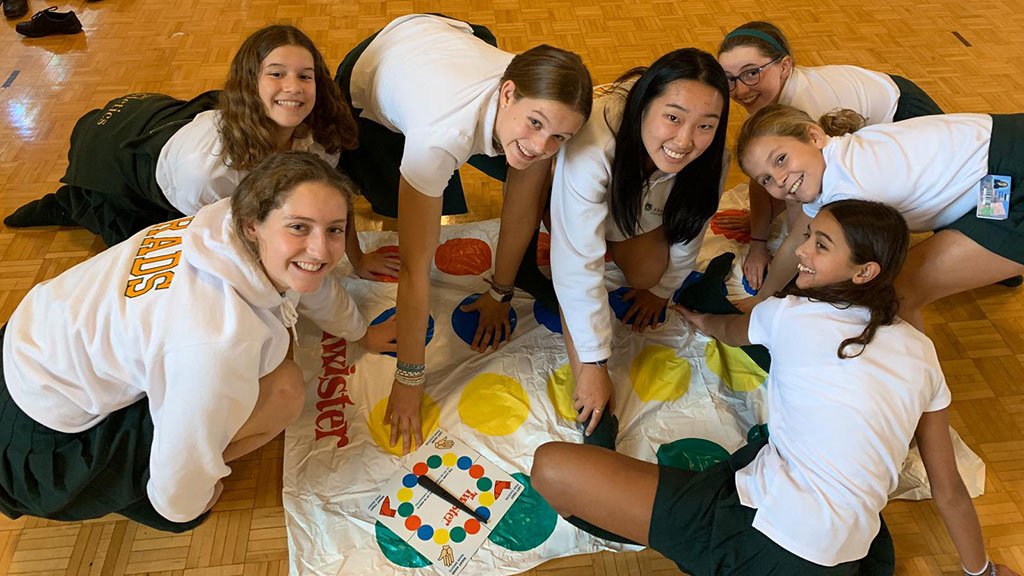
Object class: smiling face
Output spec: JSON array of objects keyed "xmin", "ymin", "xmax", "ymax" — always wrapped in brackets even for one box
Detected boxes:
[
  {"xmin": 718, "ymin": 46, "xmax": 791, "ymax": 115},
  {"xmin": 494, "ymin": 80, "xmax": 586, "ymax": 170},
  {"xmin": 794, "ymin": 210, "xmax": 878, "ymax": 289},
  {"xmin": 248, "ymin": 180, "xmax": 347, "ymax": 294},
  {"xmin": 258, "ymin": 44, "xmax": 316, "ymax": 146},
  {"xmin": 741, "ymin": 127, "xmax": 827, "ymax": 203},
  {"xmin": 640, "ymin": 79, "xmax": 724, "ymax": 174}
]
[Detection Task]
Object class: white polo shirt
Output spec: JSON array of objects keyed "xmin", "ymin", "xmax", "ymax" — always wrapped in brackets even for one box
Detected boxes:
[
  {"xmin": 155, "ymin": 110, "xmax": 340, "ymax": 215},
  {"xmin": 779, "ymin": 65, "xmax": 900, "ymax": 126},
  {"xmin": 348, "ymin": 14, "xmax": 512, "ymax": 196},
  {"xmin": 804, "ymin": 113, "xmax": 992, "ymax": 232},
  {"xmin": 550, "ymin": 86, "xmax": 726, "ymax": 363},
  {"xmin": 738, "ymin": 295, "xmax": 950, "ymax": 566}
]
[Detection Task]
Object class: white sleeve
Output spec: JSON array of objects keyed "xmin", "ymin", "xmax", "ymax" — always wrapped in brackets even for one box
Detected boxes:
[
  {"xmin": 550, "ymin": 145, "xmax": 615, "ymax": 363},
  {"xmin": 399, "ymin": 128, "xmax": 465, "ymax": 197},
  {"xmin": 169, "ymin": 159, "xmax": 241, "ymax": 216},
  {"xmin": 747, "ymin": 295, "xmax": 789, "ymax": 349},
  {"xmin": 298, "ymin": 273, "xmax": 368, "ymax": 341},
  {"xmin": 147, "ymin": 341, "xmax": 262, "ymax": 522}
]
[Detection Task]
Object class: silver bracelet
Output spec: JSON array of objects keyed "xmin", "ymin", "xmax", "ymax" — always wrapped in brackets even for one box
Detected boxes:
[
  {"xmin": 395, "ymin": 369, "xmax": 426, "ymax": 387},
  {"xmin": 963, "ymin": 559, "xmax": 995, "ymax": 576}
]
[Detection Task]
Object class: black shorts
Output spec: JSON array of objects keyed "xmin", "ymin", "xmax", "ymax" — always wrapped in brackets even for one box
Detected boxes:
[
  {"xmin": 888, "ymin": 75, "xmax": 943, "ymax": 121},
  {"xmin": 0, "ymin": 324, "xmax": 207, "ymax": 532},
  {"xmin": 648, "ymin": 438, "xmax": 895, "ymax": 576}
]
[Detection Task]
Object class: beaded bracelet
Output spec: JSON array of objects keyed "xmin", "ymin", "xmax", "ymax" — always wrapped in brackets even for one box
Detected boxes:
[
  {"xmin": 395, "ymin": 369, "xmax": 426, "ymax": 387},
  {"xmin": 396, "ymin": 361, "xmax": 425, "ymax": 374},
  {"xmin": 963, "ymin": 559, "xmax": 996, "ymax": 576}
]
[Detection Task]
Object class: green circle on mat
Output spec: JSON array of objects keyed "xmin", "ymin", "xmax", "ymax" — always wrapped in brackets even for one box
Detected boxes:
[
  {"xmin": 375, "ymin": 521, "xmax": 431, "ymax": 568},
  {"xmin": 427, "ymin": 455, "xmax": 442, "ymax": 469},
  {"xmin": 656, "ymin": 438, "xmax": 730, "ymax": 472},
  {"xmin": 398, "ymin": 502, "xmax": 414, "ymax": 518},
  {"xmin": 488, "ymin": 472, "xmax": 557, "ymax": 551},
  {"xmin": 450, "ymin": 526, "xmax": 467, "ymax": 543},
  {"xmin": 747, "ymin": 423, "xmax": 769, "ymax": 444},
  {"xmin": 477, "ymin": 477, "xmax": 493, "ymax": 491}
]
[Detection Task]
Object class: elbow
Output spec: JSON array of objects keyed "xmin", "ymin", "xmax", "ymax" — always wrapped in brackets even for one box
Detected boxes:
[{"xmin": 931, "ymin": 475, "xmax": 972, "ymax": 509}]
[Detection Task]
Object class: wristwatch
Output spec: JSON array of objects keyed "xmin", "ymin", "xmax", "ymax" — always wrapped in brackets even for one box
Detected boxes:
[
  {"xmin": 488, "ymin": 286, "xmax": 514, "ymax": 303},
  {"xmin": 583, "ymin": 359, "xmax": 608, "ymax": 367}
]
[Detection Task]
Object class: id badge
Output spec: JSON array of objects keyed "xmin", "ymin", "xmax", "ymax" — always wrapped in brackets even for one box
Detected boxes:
[{"xmin": 977, "ymin": 174, "xmax": 1011, "ymax": 220}]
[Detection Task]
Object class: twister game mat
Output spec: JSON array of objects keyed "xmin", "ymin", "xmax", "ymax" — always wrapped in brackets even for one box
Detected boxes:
[{"xmin": 283, "ymin": 183, "xmax": 985, "ymax": 576}]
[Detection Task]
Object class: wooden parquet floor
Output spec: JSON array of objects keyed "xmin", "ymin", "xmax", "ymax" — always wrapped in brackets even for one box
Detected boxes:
[{"xmin": 3, "ymin": 0, "xmax": 1024, "ymax": 574}]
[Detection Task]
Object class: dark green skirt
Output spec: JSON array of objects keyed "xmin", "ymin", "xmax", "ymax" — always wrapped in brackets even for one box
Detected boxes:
[
  {"xmin": 946, "ymin": 113, "xmax": 1024, "ymax": 264},
  {"xmin": 0, "ymin": 324, "xmax": 208, "ymax": 533},
  {"xmin": 649, "ymin": 438, "xmax": 895, "ymax": 576},
  {"xmin": 888, "ymin": 75, "xmax": 943, "ymax": 121},
  {"xmin": 334, "ymin": 16, "xmax": 509, "ymax": 218}
]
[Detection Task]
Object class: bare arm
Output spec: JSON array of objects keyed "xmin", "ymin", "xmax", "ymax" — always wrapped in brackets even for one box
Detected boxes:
[
  {"xmin": 671, "ymin": 305, "xmax": 752, "ymax": 348},
  {"xmin": 754, "ymin": 209, "xmax": 811, "ymax": 299},
  {"xmin": 744, "ymin": 179, "xmax": 774, "ymax": 291}
]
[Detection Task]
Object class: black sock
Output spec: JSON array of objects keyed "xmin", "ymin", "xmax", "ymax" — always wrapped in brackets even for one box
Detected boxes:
[
  {"xmin": 514, "ymin": 229, "xmax": 559, "ymax": 313},
  {"xmin": 581, "ymin": 412, "xmax": 618, "ymax": 451},
  {"xmin": 4, "ymin": 193, "xmax": 75, "ymax": 228},
  {"xmin": 997, "ymin": 275, "xmax": 1023, "ymax": 288},
  {"xmin": 565, "ymin": 513, "xmax": 639, "ymax": 545}
]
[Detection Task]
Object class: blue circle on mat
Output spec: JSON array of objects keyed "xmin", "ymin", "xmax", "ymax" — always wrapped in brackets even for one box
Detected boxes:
[
  {"xmin": 417, "ymin": 525, "xmax": 434, "ymax": 541},
  {"xmin": 371, "ymin": 307, "xmax": 434, "ymax": 358},
  {"xmin": 475, "ymin": 506, "xmax": 491, "ymax": 521},
  {"xmin": 608, "ymin": 287, "xmax": 667, "ymax": 326},
  {"xmin": 533, "ymin": 300, "xmax": 562, "ymax": 334},
  {"xmin": 402, "ymin": 473, "xmax": 418, "ymax": 488},
  {"xmin": 451, "ymin": 293, "xmax": 517, "ymax": 347},
  {"xmin": 741, "ymin": 274, "xmax": 759, "ymax": 296},
  {"xmin": 457, "ymin": 456, "xmax": 473, "ymax": 470},
  {"xmin": 672, "ymin": 271, "xmax": 729, "ymax": 303}
]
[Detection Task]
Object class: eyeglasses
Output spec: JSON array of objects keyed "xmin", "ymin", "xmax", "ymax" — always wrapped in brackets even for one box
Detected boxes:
[{"xmin": 725, "ymin": 56, "xmax": 784, "ymax": 91}]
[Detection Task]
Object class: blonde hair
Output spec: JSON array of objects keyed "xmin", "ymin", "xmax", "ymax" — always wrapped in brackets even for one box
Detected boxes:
[
  {"xmin": 736, "ymin": 104, "xmax": 865, "ymax": 170},
  {"xmin": 219, "ymin": 25, "xmax": 358, "ymax": 171}
]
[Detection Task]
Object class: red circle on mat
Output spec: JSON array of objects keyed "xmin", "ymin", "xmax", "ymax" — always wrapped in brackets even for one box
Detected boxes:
[
  {"xmin": 468, "ymin": 464, "xmax": 484, "ymax": 479},
  {"xmin": 464, "ymin": 518, "xmax": 480, "ymax": 534},
  {"xmin": 412, "ymin": 462, "xmax": 428, "ymax": 477},
  {"xmin": 370, "ymin": 245, "xmax": 400, "ymax": 283},
  {"xmin": 434, "ymin": 238, "xmax": 492, "ymax": 276},
  {"xmin": 405, "ymin": 515, "xmax": 422, "ymax": 531},
  {"xmin": 536, "ymin": 232, "xmax": 551, "ymax": 267},
  {"xmin": 709, "ymin": 210, "xmax": 751, "ymax": 243}
]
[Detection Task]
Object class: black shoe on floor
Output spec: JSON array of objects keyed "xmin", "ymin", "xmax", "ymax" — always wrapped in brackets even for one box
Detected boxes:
[
  {"xmin": 998, "ymin": 275, "xmax": 1024, "ymax": 288},
  {"xmin": 4, "ymin": 193, "xmax": 75, "ymax": 228},
  {"xmin": 3, "ymin": 0, "xmax": 29, "ymax": 19},
  {"xmin": 15, "ymin": 7, "xmax": 82, "ymax": 37}
]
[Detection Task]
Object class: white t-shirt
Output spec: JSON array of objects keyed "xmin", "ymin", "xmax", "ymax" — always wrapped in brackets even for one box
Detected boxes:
[
  {"xmin": 550, "ymin": 86, "xmax": 725, "ymax": 362},
  {"xmin": 804, "ymin": 113, "xmax": 992, "ymax": 232},
  {"xmin": 155, "ymin": 110, "xmax": 340, "ymax": 215},
  {"xmin": 737, "ymin": 296, "xmax": 950, "ymax": 566},
  {"xmin": 348, "ymin": 14, "xmax": 512, "ymax": 196},
  {"xmin": 2, "ymin": 199, "xmax": 366, "ymax": 523},
  {"xmin": 779, "ymin": 65, "xmax": 900, "ymax": 125}
]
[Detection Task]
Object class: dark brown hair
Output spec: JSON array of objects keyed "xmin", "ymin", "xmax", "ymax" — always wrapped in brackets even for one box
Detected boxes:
[
  {"xmin": 783, "ymin": 199, "xmax": 910, "ymax": 359},
  {"xmin": 718, "ymin": 21, "xmax": 792, "ymax": 63},
  {"xmin": 500, "ymin": 45, "xmax": 593, "ymax": 121},
  {"xmin": 219, "ymin": 25, "xmax": 358, "ymax": 171},
  {"xmin": 232, "ymin": 151, "xmax": 356, "ymax": 261}
]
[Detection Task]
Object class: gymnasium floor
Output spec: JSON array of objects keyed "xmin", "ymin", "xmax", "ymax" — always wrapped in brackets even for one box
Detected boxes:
[{"xmin": 2, "ymin": 0, "xmax": 1024, "ymax": 574}]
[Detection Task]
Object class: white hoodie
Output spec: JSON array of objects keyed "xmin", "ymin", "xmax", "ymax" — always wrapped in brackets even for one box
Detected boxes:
[{"xmin": 2, "ymin": 198, "xmax": 366, "ymax": 523}]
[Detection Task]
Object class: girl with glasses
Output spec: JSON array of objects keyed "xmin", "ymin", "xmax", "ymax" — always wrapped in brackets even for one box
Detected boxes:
[{"xmin": 716, "ymin": 21, "xmax": 942, "ymax": 295}]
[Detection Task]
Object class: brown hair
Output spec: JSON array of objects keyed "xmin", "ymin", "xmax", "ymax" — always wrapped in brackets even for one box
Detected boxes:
[
  {"xmin": 232, "ymin": 151, "xmax": 356, "ymax": 261},
  {"xmin": 736, "ymin": 104, "xmax": 865, "ymax": 173},
  {"xmin": 500, "ymin": 45, "xmax": 593, "ymax": 121},
  {"xmin": 783, "ymin": 199, "xmax": 910, "ymax": 359},
  {"xmin": 718, "ymin": 21, "xmax": 792, "ymax": 63},
  {"xmin": 219, "ymin": 25, "xmax": 358, "ymax": 171}
]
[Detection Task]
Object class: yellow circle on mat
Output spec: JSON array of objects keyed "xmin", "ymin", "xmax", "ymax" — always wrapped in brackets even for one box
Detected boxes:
[
  {"xmin": 457, "ymin": 373, "xmax": 530, "ymax": 436},
  {"xmin": 478, "ymin": 492, "xmax": 495, "ymax": 507},
  {"xmin": 368, "ymin": 394, "xmax": 441, "ymax": 456},
  {"xmin": 433, "ymin": 529, "xmax": 450, "ymax": 545},
  {"xmin": 442, "ymin": 452, "xmax": 458, "ymax": 467},
  {"xmin": 629, "ymin": 345, "xmax": 691, "ymax": 402},
  {"xmin": 705, "ymin": 340, "xmax": 767, "ymax": 392},
  {"xmin": 546, "ymin": 363, "xmax": 577, "ymax": 422},
  {"xmin": 397, "ymin": 488, "xmax": 413, "ymax": 502}
]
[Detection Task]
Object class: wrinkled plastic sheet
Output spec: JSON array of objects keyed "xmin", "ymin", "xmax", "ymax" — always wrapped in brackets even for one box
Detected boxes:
[{"xmin": 283, "ymin": 185, "xmax": 983, "ymax": 575}]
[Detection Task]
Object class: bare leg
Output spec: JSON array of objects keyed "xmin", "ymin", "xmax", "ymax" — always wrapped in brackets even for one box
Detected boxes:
[
  {"xmin": 532, "ymin": 442, "xmax": 658, "ymax": 544},
  {"xmin": 608, "ymin": 226, "xmax": 669, "ymax": 290},
  {"xmin": 223, "ymin": 359, "xmax": 306, "ymax": 463},
  {"xmin": 896, "ymin": 229, "xmax": 1024, "ymax": 330}
]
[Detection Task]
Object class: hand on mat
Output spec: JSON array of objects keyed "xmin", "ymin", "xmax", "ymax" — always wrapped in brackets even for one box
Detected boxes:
[
  {"xmin": 353, "ymin": 249, "xmax": 401, "ymax": 280},
  {"xmin": 743, "ymin": 241, "xmax": 771, "ymax": 292},
  {"xmin": 385, "ymin": 381, "xmax": 424, "ymax": 454},
  {"xmin": 438, "ymin": 545, "xmax": 455, "ymax": 567},
  {"xmin": 362, "ymin": 315, "xmax": 398, "ymax": 354},
  {"xmin": 574, "ymin": 364, "xmax": 614, "ymax": 436},
  {"xmin": 460, "ymin": 292, "xmax": 511, "ymax": 352},
  {"xmin": 671, "ymin": 304, "xmax": 710, "ymax": 336},
  {"xmin": 621, "ymin": 288, "xmax": 667, "ymax": 333}
]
